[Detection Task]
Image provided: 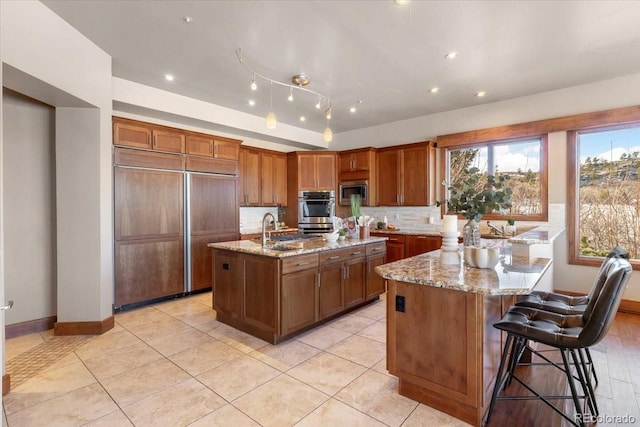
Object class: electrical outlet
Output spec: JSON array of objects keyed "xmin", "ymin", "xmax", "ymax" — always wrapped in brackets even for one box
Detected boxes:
[{"xmin": 395, "ymin": 295, "xmax": 405, "ymax": 312}]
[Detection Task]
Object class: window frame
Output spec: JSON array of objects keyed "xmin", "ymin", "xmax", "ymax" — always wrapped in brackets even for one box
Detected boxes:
[
  {"xmin": 442, "ymin": 135, "xmax": 549, "ymax": 222},
  {"xmin": 568, "ymin": 124, "xmax": 640, "ymax": 270}
]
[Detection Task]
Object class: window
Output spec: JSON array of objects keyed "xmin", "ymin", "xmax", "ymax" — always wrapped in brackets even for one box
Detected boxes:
[
  {"xmin": 445, "ymin": 136, "xmax": 548, "ymax": 221},
  {"xmin": 569, "ymin": 124, "xmax": 640, "ymax": 266}
]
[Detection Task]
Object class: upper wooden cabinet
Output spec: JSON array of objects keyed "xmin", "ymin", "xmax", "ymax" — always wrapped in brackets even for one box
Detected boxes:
[
  {"xmin": 114, "ymin": 121, "xmax": 152, "ymax": 150},
  {"xmin": 152, "ymin": 129, "xmax": 185, "ymax": 153},
  {"xmin": 239, "ymin": 147, "xmax": 288, "ymax": 207},
  {"xmin": 186, "ymin": 135, "xmax": 240, "ymax": 161},
  {"xmin": 293, "ymin": 153, "xmax": 337, "ymax": 191},
  {"xmin": 239, "ymin": 148, "xmax": 260, "ymax": 206},
  {"xmin": 260, "ymin": 151, "xmax": 287, "ymax": 206},
  {"xmin": 377, "ymin": 141, "xmax": 435, "ymax": 206},
  {"xmin": 339, "ymin": 148, "xmax": 375, "ymax": 173}
]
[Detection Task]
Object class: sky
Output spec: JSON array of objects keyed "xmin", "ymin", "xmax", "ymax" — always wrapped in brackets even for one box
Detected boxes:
[
  {"xmin": 465, "ymin": 139, "xmax": 541, "ymax": 173},
  {"xmin": 579, "ymin": 127, "xmax": 640, "ymax": 164}
]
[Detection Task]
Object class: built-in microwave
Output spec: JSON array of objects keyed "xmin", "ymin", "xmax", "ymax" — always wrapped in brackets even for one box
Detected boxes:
[{"xmin": 339, "ymin": 180, "xmax": 368, "ymax": 206}]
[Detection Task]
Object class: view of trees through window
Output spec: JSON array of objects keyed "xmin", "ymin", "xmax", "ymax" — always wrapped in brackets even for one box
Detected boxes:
[
  {"xmin": 448, "ymin": 138, "xmax": 544, "ymax": 219},
  {"xmin": 578, "ymin": 125, "xmax": 640, "ymax": 259}
]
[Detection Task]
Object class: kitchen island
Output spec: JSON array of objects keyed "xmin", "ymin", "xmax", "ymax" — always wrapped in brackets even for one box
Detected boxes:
[
  {"xmin": 208, "ymin": 236, "xmax": 387, "ymax": 344},
  {"xmin": 375, "ymin": 241, "xmax": 553, "ymax": 427}
]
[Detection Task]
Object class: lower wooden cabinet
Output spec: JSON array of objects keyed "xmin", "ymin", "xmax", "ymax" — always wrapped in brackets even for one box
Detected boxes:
[
  {"xmin": 212, "ymin": 242, "xmax": 386, "ymax": 344},
  {"xmin": 366, "ymin": 253, "xmax": 386, "ymax": 300},
  {"xmin": 281, "ymin": 268, "xmax": 318, "ymax": 335},
  {"xmin": 405, "ymin": 235, "xmax": 441, "ymax": 257}
]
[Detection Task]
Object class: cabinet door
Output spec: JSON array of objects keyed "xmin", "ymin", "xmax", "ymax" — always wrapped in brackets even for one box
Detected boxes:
[
  {"xmin": 114, "ymin": 122, "xmax": 152, "ymax": 149},
  {"xmin": 240, "ymin": 149, "xmax": 260, "ymax": 206},
  {"xmin": 401, "ymin": 146, "xmax": 429, "ymax": 206},
  {"xmin": 366, "ymin": 254, "xmax": 386, "ymax": 300},
  {"xmin": 114, "ymin": 167, "xmax": 183, "ymax": 240},
  {"xmin": 260, "ymin": 152, "xmax": 275, "ymax": 206},
  {"xmin": 386, "ymin": 241, "xmax": 405, "ymax": 263},
  {"xmin": 352, "ymin": 150, "xmax": 371, "ymax": 171},
  {"xmin": 243, "ymin": 255, "xmax": 277, "ymax": 334},
  {"xmin": 214, "ymin": 139, "xmax": 239, "ymax": 160},
  {"xmin": 297, "ymin": 154, "xmax": 317, "ymax": 190},
  {"xmin": 405, "ymin": 235, "xmax": 441, "ymax": 257},
  {"xmin": 344, "ymin": 257, "xmax": 366, "ymax": 308},
  {"xmin": 316, "ymin": 154, "xmax": 336, "ymax": 190},
  {"xmin": 213, "ymin": 250, "xmax": 242, "ymax": 320},
  {"xmin": 338, "ymin": 153, "xmax": 354, "ymax": 173},
  {"xmin": 186, "ymin": 135, "xmax": 214, "ymax": 157},
  {"xmin": 319, "ymin": 262, "xmax": 344, "ymax": 319},
  {"xmin": 152, "ymin": 129, "xmax": 185, "ymax": 153},
  {"xmin": 274, "ymin": 154, "xmax": 287, "ymax": 206},
  {"xmin": 281, "ymin": 268, "xmax": 318, "ymax": 335},
  {"xmin": 115, "ymin": 238, "xmax": 184, "ymax": 307},
  {"xmin": 377, "ymin": 150, "xmax": 401, "ymax": 206}
]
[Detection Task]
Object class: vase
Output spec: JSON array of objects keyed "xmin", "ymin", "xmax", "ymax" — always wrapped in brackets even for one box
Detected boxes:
[{"xmin": 463, "ymin": 219, "xmax": 480, "ymax": 246}]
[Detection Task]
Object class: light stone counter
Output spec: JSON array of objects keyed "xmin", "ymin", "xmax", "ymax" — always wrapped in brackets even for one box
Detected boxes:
[
  {"xmin": 375, "ymin": 239, "xmax": 551, "ymax": 296},
  {"xmin": 208, "ymin": 236, "xmax": 387, "ymax": 258}
]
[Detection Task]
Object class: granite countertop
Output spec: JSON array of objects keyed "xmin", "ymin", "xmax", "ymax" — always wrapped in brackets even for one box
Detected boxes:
[
  {"xmin": 370, "ymin": 228, "xmax": 441, "ymax": 236},
  {"xmin": 208, "ymin": 236, "xmax": 387, "ymax": 258},
  {"xmin": 507, "ymin": 226, "xmax": 564, "ymax": 245},
  {"xmin": 375, "ymin": 240, "xmax": 551, "ymax": 296},
  {"xmin": 240, "ymin": 227, "xmax": 299, "ymax": 235}
]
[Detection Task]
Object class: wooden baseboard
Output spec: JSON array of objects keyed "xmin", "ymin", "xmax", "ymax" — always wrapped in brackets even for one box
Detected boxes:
[
  {"xmin": 555, "ymin": 290, "xmax": 640, "ymax": 315},
  {"xmin": 5, "ymin": 316, "xmax": 57, "ymax": 339},
  {"xmin": 54, "ymin": 316, "xmax": 115, "ymax": 336},
  {"xmin": 3, "ymin": 374, "xmax": 10, "ymax": 396}
]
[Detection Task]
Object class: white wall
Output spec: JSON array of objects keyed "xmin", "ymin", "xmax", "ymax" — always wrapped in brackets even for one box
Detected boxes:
[
  {"xmin": 2, "ymin": 90, "xmax": 56, "ymax": 325},
  {"xmin": 1, "ymin": 0, "xmax": 114, "ymax": 325}
]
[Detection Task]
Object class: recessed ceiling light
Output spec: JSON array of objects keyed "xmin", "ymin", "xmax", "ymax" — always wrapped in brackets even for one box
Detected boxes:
[
  {"xmin": 445, "ymin": 51, "xmax": 458, "ymax": 59},
  {"xmin": 475, "ymin": 91, "xmax": 486, "ymax": 97},
  {"xmin": 299, "ymin": 116, "xmax": 306, "ymax": 122},
  {"xmin": 183, "ymin": 16, "xmax": 194, "ymax": 24},
  {"xmin": 349, "ymin": 107, "xmax": 357, "ymax": 113},
  {"xmin": 164, "ymin": 74, "xmax": 174, "ymax": 81},
  {"xmin": 248, "ymin": 99, "xmax": 255, "ymax": 106},
  {"xmin": 429, "ymin": 87, "xmax": 439, "ymax": 94},
  {"xmin": 395, "ymin": 0, "xmax": 410, "ymax": 5}
]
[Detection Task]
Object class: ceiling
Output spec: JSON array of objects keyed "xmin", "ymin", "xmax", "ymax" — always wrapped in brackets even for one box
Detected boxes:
[{"xmin": 42, "ymin": 0, "xmax": 640, "ymax": 136}]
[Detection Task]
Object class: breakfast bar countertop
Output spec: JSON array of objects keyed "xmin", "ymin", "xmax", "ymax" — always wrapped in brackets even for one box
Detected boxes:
[{"xmin": 375, "ymin": 241, "xmax": 552, "ymax": 296}]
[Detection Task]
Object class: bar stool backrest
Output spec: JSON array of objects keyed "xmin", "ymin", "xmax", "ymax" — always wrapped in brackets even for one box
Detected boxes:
[
  {"xmin": 578, "ymin": 257, "xmax": 632, "ymax": 347},
  {"xmin": 583, "ymin": 247, "xmax": 629, "ymax": 320}
]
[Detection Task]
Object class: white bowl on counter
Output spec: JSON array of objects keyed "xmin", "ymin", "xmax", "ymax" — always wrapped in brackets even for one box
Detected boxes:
[
  {"xmin": 464, "ymin": 246, "xmax": 500, "ymax": 269},
  {"xmin": 325, "ymin": 232, "xmax": 340, "ymax": 242}
]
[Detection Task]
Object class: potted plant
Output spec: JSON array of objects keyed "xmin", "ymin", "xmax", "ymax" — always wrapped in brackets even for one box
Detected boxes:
[{"xmin": 437, "ymin": 167, "xmax": 512, "ymax": 245}]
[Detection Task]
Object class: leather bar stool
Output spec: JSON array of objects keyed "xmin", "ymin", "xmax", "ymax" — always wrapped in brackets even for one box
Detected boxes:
[
  {"xmin": 484, "ymin": 257, "xmax": 632, "ymax": 427},
  {"xmin": 513, "ymin": 247, "xmax": 629, "ymax": 385}
]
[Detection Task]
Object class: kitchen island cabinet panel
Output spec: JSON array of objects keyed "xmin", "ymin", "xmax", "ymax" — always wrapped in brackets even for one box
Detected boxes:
[
  {"xmin": 115, "ymin": 238, "xmax": 184, "ymax": 306},
  {"xmin": 344, "ymin": 257, "xmax": 366, "ymax": 308},
  {"xmin": 243, "ymin": 255, "xmax": 278, "ymax": 334},
  {"xmin": 366, "ymin": 253, "xmax": 386, "ymax": 300},
  {"xmin": 281, "ymin": 268, "xmax": 318, "ymax": 335},
  {"xmin": 212, "ymin": 251, "xmax": 242, "ymax": 321},
  {"xmin": 319, "ymin": 263, "xmax": 344, "ymax": 320}
]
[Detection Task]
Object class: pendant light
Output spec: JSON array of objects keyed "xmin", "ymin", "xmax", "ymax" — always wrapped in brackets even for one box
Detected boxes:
[
  {"xmin": 266, "ymin": 81, "xmax": 277, "ymax": 129},
  {"xmin": 323, "ymin": 126, "xmax": 333, "ymax": 143}
]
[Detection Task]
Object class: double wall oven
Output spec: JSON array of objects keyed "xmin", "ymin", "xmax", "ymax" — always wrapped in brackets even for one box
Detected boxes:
[{"xmin": 298, "ymin": 190, "xmax": 335, "ymax": 233}]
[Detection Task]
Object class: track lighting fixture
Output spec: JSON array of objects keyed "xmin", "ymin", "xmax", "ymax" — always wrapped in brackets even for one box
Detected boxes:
[{"xmin": 236, "ymin": 48, "xmax": 333, "ymax": 142}]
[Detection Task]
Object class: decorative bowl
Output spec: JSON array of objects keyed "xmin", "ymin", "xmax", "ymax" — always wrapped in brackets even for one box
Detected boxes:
[
  {"xmin": 464, "ymin": 246, "xmax": 500, "ymax": 269},
  {"xmin": 325, "ymin": 233, "xmax": 339, "ymax": 242}
]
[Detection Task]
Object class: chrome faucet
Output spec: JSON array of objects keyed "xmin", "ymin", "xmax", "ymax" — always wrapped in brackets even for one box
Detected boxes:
[
  {"xmin": 486, "ymin": 221, "xmax": 505, "ymax": 237},
  {"xmin": 262, "ymin": 212, "xmax": 278, "ymax": 246}
]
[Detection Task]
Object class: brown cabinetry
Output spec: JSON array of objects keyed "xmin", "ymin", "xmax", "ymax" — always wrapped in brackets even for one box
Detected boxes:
[
  {"xmin": 239, "ymin": 148, "xmax": 260, "ymax": 206},
  {"xmin": 114, "ymin": 167, "xmax": 184, "ymax": 306},
  {"xmin": 292, "ymin": 152, "xmax": 336, "ymax": 191},
  {"xmin": 377, "ymin": 141, "xmax": 435, "ymax": 206},
  {"xmin": 113, "ymin": 121, "xmax": 152, "ymax": 150},
  {"xmin": 405, "ymin": 235, "xmax": 441, "ymax": 257},
  {"xmin": 372, "ymin": 233, "xmax": 406, "ymax": 263},
  {"xmin": 186, "ymin": 135, "xmax": 240, "ymax": 160},
  {"xmin": 338, "ymin": 147, "xmax": 377, "ymax": 206},
  {"xmin": 212, "ymin": 241, "xmax": 385, "ymax": 344}
]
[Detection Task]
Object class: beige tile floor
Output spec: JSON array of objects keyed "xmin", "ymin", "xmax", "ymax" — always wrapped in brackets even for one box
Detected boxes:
[{"xmin": 2, "ymin": 292, "xmax": 470, "ymax": 427}]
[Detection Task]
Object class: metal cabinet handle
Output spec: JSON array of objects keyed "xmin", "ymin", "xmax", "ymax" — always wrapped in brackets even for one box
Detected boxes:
[
  {"xmin": 351, "ymin": 251, "xmax": 362, "ymax": 255},
  {"xmin": 0, "ymin": 300, "xmax": 14, "ymax": 311},
  {"xmin": 317, "ymin": 272, "xmax": 321, "ymax": 288},
  {"xmin": 153, "ymin": 135, "xmax": 157, "ymax": 148},
  {"xmin": 296, "ymin": 262, "xmax": 310, "ymax": 266},
  {"xmin": 329, "ymin": 255, "xmax": 340, "ymax": 260}
]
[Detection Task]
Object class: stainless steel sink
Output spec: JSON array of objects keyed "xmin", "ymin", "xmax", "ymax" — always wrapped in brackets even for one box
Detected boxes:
[{"xmin": 265, "ymin": 245, "xmax": 297, "ymax": 252}]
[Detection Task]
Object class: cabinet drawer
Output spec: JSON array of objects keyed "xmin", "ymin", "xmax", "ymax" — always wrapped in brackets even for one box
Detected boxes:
[
  {"xmin": 282, "ymin": 253, "xmax": 319, "ymax": 275},
  {"xmin": 366, "ymin": 242, "xmax": 387, "ymax": 256},
  {"xmin": 371, "ymin": 232, "xmax": 405, "ymax": 244},
  {"xmin": 319, "ymin": 246, "xmax": 366, "ymax": 264}
]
